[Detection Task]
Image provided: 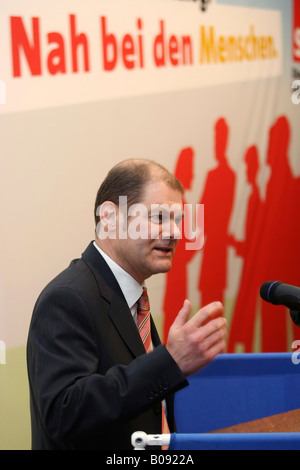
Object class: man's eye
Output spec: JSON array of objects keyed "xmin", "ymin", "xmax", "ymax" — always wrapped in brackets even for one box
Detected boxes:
[{"xmin": 150, "ymin": 213, "xmax": 163, "ymax": 223}]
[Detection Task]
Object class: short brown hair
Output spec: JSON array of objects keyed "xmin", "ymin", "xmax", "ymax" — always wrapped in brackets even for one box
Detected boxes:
[{"xmin": 94, "ymin": 159, "xmax": 183, "ymax": 226}]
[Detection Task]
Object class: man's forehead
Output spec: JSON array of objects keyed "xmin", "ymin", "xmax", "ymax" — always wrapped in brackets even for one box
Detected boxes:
[{"xmin": 141, "ymin": 179, "xmax": 183, "ymax": 205}]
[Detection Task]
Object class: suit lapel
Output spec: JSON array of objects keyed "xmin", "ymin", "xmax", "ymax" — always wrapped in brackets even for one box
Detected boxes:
[
  {"xmin": 82, "ymin": 242, "xmax": 147, "ymax": 358},
  {"xmin": 108, "ymin": 293, "xmax": 146, "ymax": 357}
]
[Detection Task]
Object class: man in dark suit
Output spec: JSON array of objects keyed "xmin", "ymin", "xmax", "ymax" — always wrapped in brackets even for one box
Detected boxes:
[{"xmin": 27, "ymin": 159, "xmax": 227, "ymax": 450}]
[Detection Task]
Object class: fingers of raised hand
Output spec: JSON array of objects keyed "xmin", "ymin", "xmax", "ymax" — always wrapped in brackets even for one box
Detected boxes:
[{"xmin": 190, "ymin": 301, "xmax": 224, "ymax": 328}]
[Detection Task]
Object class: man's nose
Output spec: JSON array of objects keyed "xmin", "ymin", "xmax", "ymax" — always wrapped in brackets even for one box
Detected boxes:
[{"xmin": 161, "ymin": 219, "xmax": 182, "ymax": 240}]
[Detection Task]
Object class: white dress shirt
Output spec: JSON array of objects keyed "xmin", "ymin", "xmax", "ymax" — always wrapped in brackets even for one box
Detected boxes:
[{"xmin": 93, "ymin": 241, "xmax": 143, "ymax": 325}]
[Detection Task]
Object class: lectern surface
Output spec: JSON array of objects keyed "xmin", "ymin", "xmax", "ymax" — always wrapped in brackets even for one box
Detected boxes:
[{"xmin": 210, "ymin": 408, "xmax": 300, "ymax": 433}]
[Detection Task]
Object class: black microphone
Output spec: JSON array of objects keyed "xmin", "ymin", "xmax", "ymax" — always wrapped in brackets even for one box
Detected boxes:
[{"xmin": 260, "ymin": 281, "xmax": 300, "ymax": 326}]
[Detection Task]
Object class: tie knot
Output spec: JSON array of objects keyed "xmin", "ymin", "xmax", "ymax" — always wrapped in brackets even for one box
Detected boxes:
[{"xmin": 138, "ymin": 288, "xmax": 150, "ymax": 313}]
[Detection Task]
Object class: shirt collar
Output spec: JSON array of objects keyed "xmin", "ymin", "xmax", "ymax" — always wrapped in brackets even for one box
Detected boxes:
[{"xmin": 93, "ymin": 241, "xmax": 143, "ymax": 309}]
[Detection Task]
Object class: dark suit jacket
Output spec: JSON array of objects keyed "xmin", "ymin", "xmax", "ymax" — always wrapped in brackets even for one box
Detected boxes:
[{"xmin": 27, "ymin": 242, "xmax": 188, "ymax": 450}]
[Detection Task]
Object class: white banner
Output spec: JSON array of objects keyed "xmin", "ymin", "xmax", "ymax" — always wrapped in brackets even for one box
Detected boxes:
[{"xmin": 0, "ymin": 0, "xmax": 282, "ymax": 113}]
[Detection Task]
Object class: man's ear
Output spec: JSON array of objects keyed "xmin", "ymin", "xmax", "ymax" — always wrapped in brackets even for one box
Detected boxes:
[{"xmin": 95, "ymin": 201, "xmax": 118, "ymax": 239}]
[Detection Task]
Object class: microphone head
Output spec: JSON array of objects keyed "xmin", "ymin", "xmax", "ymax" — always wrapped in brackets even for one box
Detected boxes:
[
  {"xmin": 260, "ymin": 281, "xmax": 280, "ymax": 303},
  {"xmin": 260, "ymin": 281, "xmax": 300, "ymax": 318}
]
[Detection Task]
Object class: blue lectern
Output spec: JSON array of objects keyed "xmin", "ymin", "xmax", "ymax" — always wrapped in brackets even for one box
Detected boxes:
[{"xmin": 171, "ymin": 353, "xmax": 300, "ymax": 449}]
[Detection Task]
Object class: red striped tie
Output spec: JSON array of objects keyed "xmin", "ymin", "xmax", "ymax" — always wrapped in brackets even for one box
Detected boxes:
[
  {"xmin": 137, "ymin": 288, "xmax": 152, "ymax": 353},
  {"xmin": 137, "ymin": 288, "xmax": 170, "ymax": 446}
]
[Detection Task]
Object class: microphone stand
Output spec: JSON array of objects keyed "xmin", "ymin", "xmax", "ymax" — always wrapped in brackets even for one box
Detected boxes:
[{"xmin": 290, "ymin": 309, "xmax": 300, "ymax": 327}]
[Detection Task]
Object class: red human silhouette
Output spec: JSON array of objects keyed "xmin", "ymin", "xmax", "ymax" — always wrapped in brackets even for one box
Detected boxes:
[
  {"xmin": 288, "ymin": 176, "xmax": 300, "ymax": 344},
  {"xmin": 163, "ymin": 147, "xmax": 197, "ymax": 343},
  {"xmin": 198, "ymin": 118, "xmax": 236, "ymax": 307},
  {"xmin": 258, "ymin": 116, "xmax": 300, "ymax": 351},
  {"xmin": 227, "ymin": 146, "xmax": 263, "ymax": 352}
]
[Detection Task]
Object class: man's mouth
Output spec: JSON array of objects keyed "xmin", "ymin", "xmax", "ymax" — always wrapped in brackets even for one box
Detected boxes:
[{"xmin": 153, "ymin": 245, "xmax": 174, "ymax": 254}]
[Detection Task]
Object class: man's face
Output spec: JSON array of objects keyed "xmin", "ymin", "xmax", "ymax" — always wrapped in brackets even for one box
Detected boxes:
[{"xmin": 111, "ymin": 180, "xmax": 183, "ymax": 284}]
